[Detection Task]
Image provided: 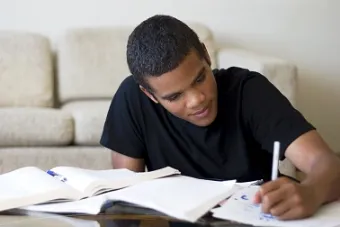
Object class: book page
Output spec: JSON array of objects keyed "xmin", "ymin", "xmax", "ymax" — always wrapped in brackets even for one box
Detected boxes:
[
  {"xmin": 19, "ymin": 193, "xmax": 109, "ymax": 215},
  {"xmin": 49, "ymin": 166, "xmax": 180, "ymax": 196},
  {"xmin": 105, "ymin": 175, "xmax": 236, "ymax": 222},
  {"xmin": 49, "ymin": 166, "xmax": 136, "ymax": 196},
  {"xmin": 20, "ymin": 174, "xmax": 233, "ymax": 221},
  {"xmin": 0, "ymin": 167, "xmax": 83, "ymax": 212},
  {"xmin": 212, "ymin": 186, "xmax": 340, "ymax": 227}
]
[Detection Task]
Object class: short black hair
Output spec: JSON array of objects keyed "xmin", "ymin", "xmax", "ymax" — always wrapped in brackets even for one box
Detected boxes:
[{"xmin": 126, "ymin": 14, "xmax": 206, "ymax": 92}]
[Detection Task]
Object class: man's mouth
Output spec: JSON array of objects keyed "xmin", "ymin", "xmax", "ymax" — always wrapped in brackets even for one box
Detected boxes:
[{"xmin": 191, "ymin": 105, "xmax": 210, "ymax": 118}]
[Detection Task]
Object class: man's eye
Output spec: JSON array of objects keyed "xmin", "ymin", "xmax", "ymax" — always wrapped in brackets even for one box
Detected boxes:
[
  {"xmin": 168, "ymin": 94, "xmax": 180, "ymax": 102},
  {"xmin": 196, "ymin": 74, "xmax": 206, "ymax": 83}
]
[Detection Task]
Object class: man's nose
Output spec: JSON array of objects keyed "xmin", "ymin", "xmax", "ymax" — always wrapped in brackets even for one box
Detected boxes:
[{"xmin": 186, "ymin": 89, "xmax": 205, "ymax": 109}]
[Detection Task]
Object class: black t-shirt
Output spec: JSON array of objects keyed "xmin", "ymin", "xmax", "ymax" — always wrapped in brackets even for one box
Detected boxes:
[{"xmin": 100, "ymin": 67, "xmax": 315, "ymax": 182}]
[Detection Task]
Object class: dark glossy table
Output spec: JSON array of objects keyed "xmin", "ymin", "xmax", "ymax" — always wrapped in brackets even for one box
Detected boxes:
[{"xmin": 76, "ymin": 213, "xmax": 252, "ymax": 227}]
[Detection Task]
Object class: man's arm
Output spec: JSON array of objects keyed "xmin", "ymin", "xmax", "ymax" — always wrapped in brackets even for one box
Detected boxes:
[
  {"xmin": 254, "ymin": 130, "xmax": 340, "ymax": 219},
  {"xmin": 112, "ymin": 151, "xmax": 145, "ymax": 172},
  {"xmin": 239, "ymin": 71, "xmax": 340, "ymax": 220},
  {"xmin": 100, "ymin": 76, "xmax": 148, "ymax": 171},
  {"xmin": 286, "ymin": 130, "xmax": 340, "ymax": 203}
]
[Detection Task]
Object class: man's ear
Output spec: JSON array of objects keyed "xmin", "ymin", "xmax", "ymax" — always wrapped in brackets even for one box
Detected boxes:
[
  {"xmin": 201, "ymin": 43, "xmax": 211, "ymax": 66},
  {"xmin": 139, "ymin": 85, "xmax": 158, "ymax": 103}
]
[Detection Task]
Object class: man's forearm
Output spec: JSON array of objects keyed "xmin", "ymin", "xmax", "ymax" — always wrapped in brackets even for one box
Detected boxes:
[
  {"xmin": 301, "ymin": 153, "xmax": 340, "ymax": 204},
  {"xmin": 111, "ymin": 151, "xmax": 146, "ymax": 172}
]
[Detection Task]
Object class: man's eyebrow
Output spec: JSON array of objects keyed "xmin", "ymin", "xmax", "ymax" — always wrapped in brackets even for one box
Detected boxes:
[
  {"xmin": 161, "ymin": 67, "xmax": 206, "ymax": 100},
  {"xmin": 161, "ymin": 91, "xmax": 181, "ymax": 100}
]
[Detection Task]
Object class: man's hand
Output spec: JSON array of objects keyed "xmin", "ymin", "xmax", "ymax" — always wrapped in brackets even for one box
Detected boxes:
[
  {"xmin": 253, "ymin": 177, "xmax": 323, "ymax": 220},
  {"xmin": 251, "ymin": 130, "xmax": 340, "ymax": 220}
]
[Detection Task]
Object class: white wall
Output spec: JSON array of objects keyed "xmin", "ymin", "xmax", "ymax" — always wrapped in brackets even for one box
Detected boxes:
[{"xmin": 1, "ymin": 0, "xmax": 340, "ymax": 152}]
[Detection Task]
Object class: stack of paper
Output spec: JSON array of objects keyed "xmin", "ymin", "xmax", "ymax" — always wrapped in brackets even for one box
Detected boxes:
[
  {"xmin": 4, "ymin": 164, "xmax": 340, "ymax": 226},
  {"xmin": 0, "ymin": 165, "xmax": 180, "ymax": 211},
  {"xmin": 20, "ymin": 175, "xmax": 236, "ymax": 223}
]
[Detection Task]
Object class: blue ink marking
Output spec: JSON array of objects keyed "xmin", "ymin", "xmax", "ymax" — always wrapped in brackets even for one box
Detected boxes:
[
  {"xmin": 47, "ymin": 170, "xmax": 67, "ymax": 182},
  {"xmin": 241, "ymin": 194, "xmax": 248, "ymax": 200},
  {"xmin": 259, "ymin": 212, "xmax": 276, "ymax": 221}
]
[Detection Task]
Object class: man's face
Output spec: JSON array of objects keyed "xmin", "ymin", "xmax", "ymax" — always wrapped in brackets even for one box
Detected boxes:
[{"xmin": 140, "ymin": 49, "xmax": 218, "ymax": 127}]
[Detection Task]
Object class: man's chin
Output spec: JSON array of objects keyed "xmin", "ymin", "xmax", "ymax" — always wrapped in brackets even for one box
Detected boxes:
[
  {"xmin": 189, "ymin": 114, "xmax": 217, "ymax": 127},
  {"xmin": 194, "ymin": 105, "xmax": 217, "ymax": 126}
]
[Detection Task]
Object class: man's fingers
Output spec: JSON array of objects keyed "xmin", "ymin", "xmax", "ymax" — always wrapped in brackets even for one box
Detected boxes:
[
  {"xmin": 261, "ymin": 186, "xmax": 287, "ymax": 213},
  {"xmin": 253, "ymin": 190, "xmax": 262, "ymax": 204},
  {"xmin": 269, "ymin": 196, "xmax": 294, "ymax": 217},
  {"xmin": 260, "ymin": 177, "xmax": 287, "ymax": 195},
  {"xmin": 276, "ymin": 205, "xmax": 311, "ymax": 220}
]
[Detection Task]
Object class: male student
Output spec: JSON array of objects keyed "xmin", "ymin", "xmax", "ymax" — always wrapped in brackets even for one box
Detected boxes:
[{"xmin": 100, "ymin": 15, "xmax": 340, "ymax": 220}]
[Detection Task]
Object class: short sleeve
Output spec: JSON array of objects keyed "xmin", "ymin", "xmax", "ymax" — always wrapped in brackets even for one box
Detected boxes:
[
  {"xmin": 100, "ymin": 77, "xmax": 146, "ymax": 159},
  {"xmin": 241, "ymin": 72, "xmax": 315, "ymax": 160}
]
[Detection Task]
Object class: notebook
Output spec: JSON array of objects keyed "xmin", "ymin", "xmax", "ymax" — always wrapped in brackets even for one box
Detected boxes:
[
  {"xmin": 211, "ymin": 185, "xmax": 340, "ymax": 227},
  {"xmin": 0, "ymin": 165, "xmax": 180, "ymax": 212},
  {"xmin": 18, "ymin": 175, "xmax": 237, "ymax": 223}
]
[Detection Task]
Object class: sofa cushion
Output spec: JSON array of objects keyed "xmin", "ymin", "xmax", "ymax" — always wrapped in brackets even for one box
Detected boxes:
[
  {"xmin": 217, "ymin": 48, "xmax": 297, "ymax": 106},
  {"xmin": 61, "ymin": 100, "xmax": 111, "ymax": 145},
  {"xmin": 0, "ymin": 147, "xmax": 112, "ymax": 174},
  {"xmin": 189, "ymin": 23, "xmax": 217, "ymax": 69},
  {"xmin": 0, "ymin": 108, "xmax": 73, "ymax": 147},
  {"xmin": 57, "ymin": 23, "xmax": 216, "ymax": 104},
  {"xmin": 0, "ymin": 32, "xmax": 54, "ymax": 107},
  {"xmin": 57, "ymin": 27, "xmax": 131, "ymax": 103}
]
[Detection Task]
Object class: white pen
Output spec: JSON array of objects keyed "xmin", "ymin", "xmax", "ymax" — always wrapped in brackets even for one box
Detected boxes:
[{"xmin": 271, "ymin": 141, "xmax": 280, "ymax": 181}]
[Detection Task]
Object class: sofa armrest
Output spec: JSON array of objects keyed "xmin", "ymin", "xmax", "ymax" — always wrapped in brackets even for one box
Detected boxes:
[
  {"xmin": 217, "ymin": 48, "xmax": 298, "ymax": 107},
  {"xmin": 217, "ymin": 48, "xmax": 298, "ymax": 178}
]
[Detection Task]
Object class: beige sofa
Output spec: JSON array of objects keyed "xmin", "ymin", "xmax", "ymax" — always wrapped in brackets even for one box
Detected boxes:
[{"xmin": 0, "ymin": 23, "xmax": 298, "ymax": 177}]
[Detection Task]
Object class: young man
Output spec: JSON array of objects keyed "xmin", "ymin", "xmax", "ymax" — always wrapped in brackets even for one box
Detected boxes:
[{"xmin": 100, "ymin": 15, "xmax": 340, "ymax": 220}]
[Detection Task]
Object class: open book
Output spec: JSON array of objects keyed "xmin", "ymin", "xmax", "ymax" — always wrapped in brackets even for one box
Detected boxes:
[
  {"xmin": 19, "ymin": 175, "xmax": 236, "ymax": 223},
  {"xmin": 0, "ymin": 166, "xmax": 180, "ymax": 212}
]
